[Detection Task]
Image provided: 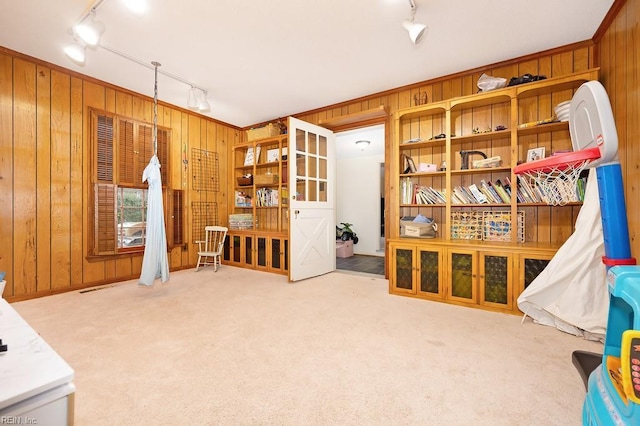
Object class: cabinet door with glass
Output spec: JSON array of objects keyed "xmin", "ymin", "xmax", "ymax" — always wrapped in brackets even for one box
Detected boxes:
[
  {"xmin": 446, "ymin": 248, "xmax": 478, "ymax": 305},
  {"xmin": 514, "ymin": 252, "xmax": 553, "ymax": 311},
  {"xmin": 255, "ymin": 236, "xmax": 289, "ymax": 274},
  {"xmin": 224, "ymin": 233, "xmax": 254, "ymax": 268},
  {"xmin": 390, "ymin": 242, "xmax": 444, "ymax": 300},
  {"xmin": 478, "ymin": 250, "xmax": 513, "ymax": 310}
]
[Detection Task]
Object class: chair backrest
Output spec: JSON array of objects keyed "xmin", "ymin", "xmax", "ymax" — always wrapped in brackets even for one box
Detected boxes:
[{"xmin": 204, "ymin": 226, "xmax": 228, "ymax": 253}]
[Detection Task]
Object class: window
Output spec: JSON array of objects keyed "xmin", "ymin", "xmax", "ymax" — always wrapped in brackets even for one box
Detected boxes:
[
  {"xmin": 117, "ymin": 188, "xmax": 147, "ymax": 249},
  {"xmin": 90, "ymin": 110, "xmax": 183, "ymax": 256}
]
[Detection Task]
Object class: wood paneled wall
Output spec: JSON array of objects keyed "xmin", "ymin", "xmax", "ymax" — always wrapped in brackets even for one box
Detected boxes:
[
  {"xmin": 3, "ymin": 0, "xmax": 636, "ymax": 301},
  {"xmin": 0, "ymin": 48, "xmax": 238, "ymax": 301},
  {"xmin": 596, "ymin": 0, "xmax": 640, "ymax": 261},
  {"xmin": 294, "ymin": 42, "xmax": 596, "ymax": 250}
]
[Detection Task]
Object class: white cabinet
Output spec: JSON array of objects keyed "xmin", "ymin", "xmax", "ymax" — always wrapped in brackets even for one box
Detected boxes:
[{"xmin": 0, "ymin": 299, "xmax": 75, "ymax": 425}]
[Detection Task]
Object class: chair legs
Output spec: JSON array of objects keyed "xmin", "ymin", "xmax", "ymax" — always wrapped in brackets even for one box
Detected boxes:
[{"xmin": 195, "ymin": 254, "xmax": 221, "ymax": 272}]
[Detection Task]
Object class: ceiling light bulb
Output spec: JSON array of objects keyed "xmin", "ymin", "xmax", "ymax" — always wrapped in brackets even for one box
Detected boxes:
[
  {"xmin": 403, "ymin": 21, "xmax": 427, "ymax": 44},
  {"xmin": 74, "ymin": 20, "xmax": 104, "ymax": 46},
  {"xmin": 64, "ymin": 44, "xmax": 86, "ymax": 64}
]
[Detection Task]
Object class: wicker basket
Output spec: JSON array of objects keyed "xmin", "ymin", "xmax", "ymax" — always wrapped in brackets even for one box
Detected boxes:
[
  {"xmin": 246, "ymin": 123, "xmax": 281, "ymax": 141},
  {"xmin": 236, "ymin": 176, "xmax": 253, "ymax": 186},
  {"xmin": 254, "ymin": 174, "xmax": 279, "ymax": 185}
]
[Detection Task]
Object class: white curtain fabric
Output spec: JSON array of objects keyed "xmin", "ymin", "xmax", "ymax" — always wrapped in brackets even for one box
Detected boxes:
[
  {"xmin": 139, "ymin": 155, "xmax": 170, "ymax": 286},
  {"xmin": 517, "ymin": 168, "xmax": 608, "ymax": 342}
]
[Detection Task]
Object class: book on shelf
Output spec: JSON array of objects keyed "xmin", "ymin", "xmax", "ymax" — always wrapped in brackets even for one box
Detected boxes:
[
  {"xmin": 244, "ymin": 146, "xmax": 262, "ymax": 166},
  {"xmin": 479, "ymin": 180, "xmax": 499, "ymax": 203},
  {"xmin": 401, "ymin": 177, "xmax": 415, "ymax": 204},
  {"xmin": 484, "ymin": 180, "xmax": 504, "ymax": 204},
  {"xmin": 468, "ymin": 184, "xmax": 489, "ymax": 204},
  {"xmin": 255, "ymin": 187, "xmax": 279, "ymax": 207},
  {"xmin": 493, "ymin": 180, "xmax": 512, "ymax": 203}
]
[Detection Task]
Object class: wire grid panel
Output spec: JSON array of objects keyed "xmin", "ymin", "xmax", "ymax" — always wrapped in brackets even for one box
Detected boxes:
[
  {"xmin": 450, "ymin": 211, "xmax": 483, "ymax": 240},
  {"xmin": 192, "ymin": 148, "xmax": 219, "ymax": 192},
  {"xmin": 482, "ymin": 210, "xmax": 525, "ymax": 242},
  {"xmin": 191, "ymin": 201, "xmax": 218, "ymax": 243}
]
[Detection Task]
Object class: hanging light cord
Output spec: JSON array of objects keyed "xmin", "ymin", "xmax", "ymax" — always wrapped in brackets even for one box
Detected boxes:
[{"xmin": 151, "ymin": 61, "xmax": 161, "ymax": 157}]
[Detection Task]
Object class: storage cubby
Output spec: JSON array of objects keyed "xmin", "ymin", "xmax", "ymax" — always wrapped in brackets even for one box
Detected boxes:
[
  {"xmin": 225, "ymin": 133, "xmax": 289, "ymax": 275},
  {"xmin": 389, "ymin": 68, "xmax": 600, "ymax": 313}
]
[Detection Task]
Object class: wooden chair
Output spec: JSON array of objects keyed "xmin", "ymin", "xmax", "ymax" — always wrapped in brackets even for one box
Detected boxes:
[{"xmin": 195, "ymin": 226, "xmax": 228, "ymax": 272}]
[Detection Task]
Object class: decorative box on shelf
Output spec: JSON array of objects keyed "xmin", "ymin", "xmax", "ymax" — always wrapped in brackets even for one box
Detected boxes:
[
  {"xmin": 246, "ymin": 123, "xmax": 281, "ymax": 141},
  {"xmin": 254, "ymin": 174, "xmax": 279, "ymax": 185},
  {"xmin": 229, "ymin": 214, "xmax": 255, "ymax": 230}
]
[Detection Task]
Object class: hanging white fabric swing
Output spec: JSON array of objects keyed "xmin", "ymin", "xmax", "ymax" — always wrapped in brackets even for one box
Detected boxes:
[{"xmin": 139, "ymin": 61, "xmax": 170, "ymax": 286}]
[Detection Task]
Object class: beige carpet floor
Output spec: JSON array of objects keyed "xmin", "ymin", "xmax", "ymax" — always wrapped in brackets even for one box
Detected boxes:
[{"xmin": 12, "ymin": 267, "xmax": 603, "ymax": 425}]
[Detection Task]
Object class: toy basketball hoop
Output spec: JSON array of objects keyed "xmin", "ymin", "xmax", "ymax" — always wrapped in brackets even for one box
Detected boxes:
[{"xmin": 514, "ymin": 147, "xmax": 601, "ymax": 206}]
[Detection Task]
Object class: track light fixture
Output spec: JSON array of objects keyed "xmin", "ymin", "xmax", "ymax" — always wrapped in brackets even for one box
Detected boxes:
[
  {"xmin": 63, "ymin": 43, "xmax": 86, "ymax": 64},
  {"xmin": 403, "ymin": 0, "xmax": 427, "ymax": 44},
  {"xmin": 63, "ymin": 0, "xmax": 213, "ymax": 114}
]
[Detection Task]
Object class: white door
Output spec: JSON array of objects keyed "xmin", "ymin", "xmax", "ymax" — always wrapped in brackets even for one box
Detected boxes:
[{"xmin": 288, "ymin": 117, "xmax": 336, "ymax": 281}]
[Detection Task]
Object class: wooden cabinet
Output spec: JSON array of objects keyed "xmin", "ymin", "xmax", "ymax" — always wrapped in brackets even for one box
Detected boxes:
[
  {"xmin": 225, "ymin": 132, "xmax": 289, "ymax": 275},
  {"xmin": 389, "ymin": 70, "xmax": 599, "ymax": 313},
  {"xmin": 389, "ymin": 239, "xmax": 555, "ymax": 314},
  {"xmin": 389, "ymin": 242, "xmax": 444, "ymax": 300},
  {"xmin": 223, "ymin": 232, "xmax": 289, "ymax": 275},
  {"xmin": 446, "ymin": 248, "xmax": 513, "ymax": 310}
]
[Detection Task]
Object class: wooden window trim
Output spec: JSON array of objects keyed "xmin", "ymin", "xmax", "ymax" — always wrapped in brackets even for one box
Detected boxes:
[{"xmin": 89, "ymin": 109, "xmax": 180, "ymax": 258}]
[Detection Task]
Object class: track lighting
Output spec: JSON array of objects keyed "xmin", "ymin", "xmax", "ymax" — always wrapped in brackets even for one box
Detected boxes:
[
  {"xmin": 64, "ymin": 0, "xmax": 213, "ymax": 114},
  {"xmin": 404, "ymin": 0, "xmax": 427, "ymax": 44},
  {"xmin": 73, "ymin": 15, "xmax": 105, "ymax": 46},
  {"xmin": 198, "ymin": 91, "xmax": 211, "ymax": 113},
  {"xmin": 64, "ymin": 43, "xmax": 86, "ymax": 64},
  {"xmin": 187, "ymin": 87, "xmax": 211, "ymax": 113},
  {"xmin": 187, "ymin": 87, "xmax": 199, "ymax": 110}
]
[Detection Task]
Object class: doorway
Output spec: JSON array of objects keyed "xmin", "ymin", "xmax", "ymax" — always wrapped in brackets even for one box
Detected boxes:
[{"xmin": 335, "ymin": 124, "xmax": 385, "ymax": 274}]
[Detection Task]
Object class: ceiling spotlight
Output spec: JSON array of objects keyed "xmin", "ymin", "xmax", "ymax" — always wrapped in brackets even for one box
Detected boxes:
[
  {"xmin": 187, "ymin": 87, "xmax": 199, "ymax": 110},
  {"xmin": 404, "ymin": 0, "xmax": 427, "ymax": 44},
  {"xmin": 198, "ymin": 90, "xmax": 211, "ymax": 113},
  {"xmin": 64, "ymin": 43, "xmax": 86, "ymax": 64},
  {"xmin": 355, "ymin": 140, "xmax": 370, "ymax": 151},
  {"xmin": 73, "ymin": 16, "xmax": 104, "ymax": 46}
]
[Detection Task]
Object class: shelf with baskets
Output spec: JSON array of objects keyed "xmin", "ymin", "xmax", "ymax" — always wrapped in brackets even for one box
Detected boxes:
[{"xmin": 389, "ymin": 68, "xmax": 600, "ymax": 313}]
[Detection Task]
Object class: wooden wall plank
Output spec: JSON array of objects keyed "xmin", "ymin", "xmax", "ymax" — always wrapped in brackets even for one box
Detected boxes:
[
  {"xmin": 12, "ymin": 58, "xmax": 37, "ymax": 296},
  {"xmin": 625, "ymin": 0, "xmax": 640, "ymax": 250},
  {"xmin": 36, "ymin": 65, "xmax": 52, "ymax": 293},
  {"xmin": 70, "ymin": 76, "xmax": 84, "ymax": 288},
  {"xmin": 50, "ymin": 70, "xmax": 72, "ymax": 290},
  {"xmin": 0, "ymin": 53, "xmax": 13, "ymax": 297}
]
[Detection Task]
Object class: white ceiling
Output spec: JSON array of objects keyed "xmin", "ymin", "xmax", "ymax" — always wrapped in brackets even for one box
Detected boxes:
[{"xmin": 1, "ymin": 0, "xmax": 613, "ymax": 128}]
